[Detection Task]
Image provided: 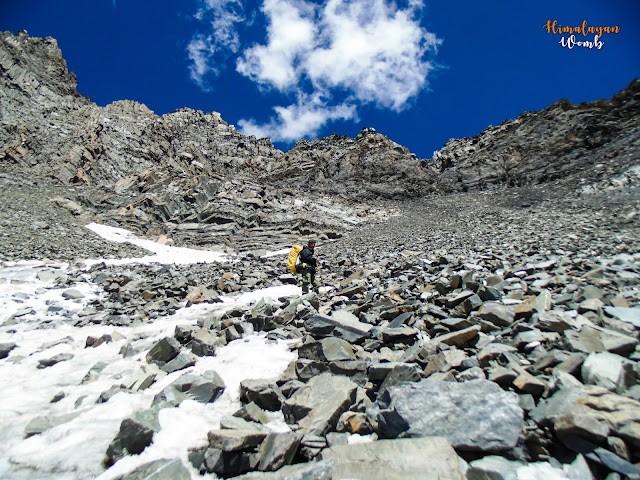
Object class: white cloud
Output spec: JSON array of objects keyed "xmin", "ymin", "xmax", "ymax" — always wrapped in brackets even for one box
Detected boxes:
[
  {"xmin": 238, "ymin": 94, "xmax": 357, "ymax": 142},
  {"xmin": 198, "ymin": 0, "xmax": 245, "ymax": 52},
  {"xmin": 305, "ymin": 0, "xmax": 439, "ymax": 110},
  {"xmin": 187, "ymin": 34, "xmax": 218, "ymax": 91},
  {"xmin": 186, "ymin": 0, "xmax": 441, "ymax": 142},
  {"xmin": 187, "ymin": 0, "xmax": 246, "ymax": 90},
  {"xmin": 236, "ymin": 0, "xmax": 316, "ymax": 90},
  {"xmin": 235, "ymin": 0, "xmax": 441, "ymax": 141}
]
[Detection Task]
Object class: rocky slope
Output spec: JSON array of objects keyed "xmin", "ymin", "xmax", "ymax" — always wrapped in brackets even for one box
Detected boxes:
[
  {"xmin": 1, "ymin": 30, "xmax": 640, "ymax": 480},
  {"xmin": 432, "ymin": 79, "xmax": 640, "ymax": 193}
]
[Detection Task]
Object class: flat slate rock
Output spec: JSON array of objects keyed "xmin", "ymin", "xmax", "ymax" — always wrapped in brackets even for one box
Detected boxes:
[
  {"xmin": 234, "ymin": 437, "xmax": 463, "ymax": 480},
  {"xmin": 330, "ymin": 437, "xmax": 464, "ymax": 480},
  {"xmin": 116, "ymin": 458, "xmax": 191, "ymax": 480},
  {"xmin": 603, "ymin": 306, "xmax": 640, "ymax": 328},
  {"xmin": 368, "ymin": 379, "xmax": 523, "ymax": 452},
  {"xmin": 283, "ymin": 372, "xmax": 358, "ymax": 436},
  {"xmin": 305, "ymin": 313, "xmax": 373, "ymax": 343}
]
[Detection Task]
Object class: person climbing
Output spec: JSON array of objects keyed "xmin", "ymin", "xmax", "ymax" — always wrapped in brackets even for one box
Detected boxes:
[{"xmin": 299, "ymin": 239, "xmax": 321, "ymax": 294}]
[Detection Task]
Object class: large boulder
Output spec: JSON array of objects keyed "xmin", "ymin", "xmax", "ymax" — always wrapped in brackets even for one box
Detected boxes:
[
  {"xmin": 329, "ymin": 437, "xmax": 464, "ymax": 480},
  {"xmin": 367, "ymin": 379, "xmax": 523, "ymax": 452},
  {"xmin": 530, "ymin": 385, "xmax": 640, "ymax": 451},
  {"xmin": 304, "ymin": 314, "xmax": 373, "ymax": 343},
  {"xmin": 283, "ymin": 372, "xmax": 358, "ymax": 435},
  {"xmin": 240, "ymin": 379, "xmax": 286, "ymax": 411},
  {"xmin": 581, "ymin": 351, "xmax": 638, "ymax": 394},
  {"xmin": 105, "ymin": 407, "xmax": 162, "ymax": 466},
  {"xmin": 146, "ymin": 337, "xmax": 181, "ymax": 365},
  {"xmin": 153, "ymin": 370, "xmax": 225, "ymax": 406},
  {"xmin": 234, "ymin": 437, "xmax": 464, "ymax": 480}
]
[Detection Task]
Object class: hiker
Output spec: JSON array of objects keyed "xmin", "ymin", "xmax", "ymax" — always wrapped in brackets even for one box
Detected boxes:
[{"xmin": 299, "ymin": 239, "xmax": 321, "ymax": 294}]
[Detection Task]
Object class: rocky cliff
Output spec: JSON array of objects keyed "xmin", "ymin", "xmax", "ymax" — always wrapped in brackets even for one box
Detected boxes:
[
  {"xmin": 2, "ymin": 31, "xmax": 639, "ymax": 199},
  {"xmin": 432, "ymin": 80, "xmax": 640, "ymax": 193},
  {"xmin": 0, "ymin": 31, "xmax": 284, "ymax": 186}
]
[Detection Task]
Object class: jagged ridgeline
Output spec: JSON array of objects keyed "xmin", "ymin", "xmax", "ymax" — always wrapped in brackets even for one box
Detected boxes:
[{"xmin": 2, "ymin": 30, "xmax": 639, "ymax": 196}]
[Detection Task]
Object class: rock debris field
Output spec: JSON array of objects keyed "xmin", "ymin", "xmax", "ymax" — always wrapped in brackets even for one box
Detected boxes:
[
  {"xmin": 1, "ymin": 178, "xmax": 640, "ymax": 480},
  {"xmin": 1, "ymin": 30, "xmax": 640, "ymax": 480}
]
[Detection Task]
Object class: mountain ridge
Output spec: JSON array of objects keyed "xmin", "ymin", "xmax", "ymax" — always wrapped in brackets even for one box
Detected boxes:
[{"xmin": 2, "ymin": 30, "xmax": 639, "ymax": 199}]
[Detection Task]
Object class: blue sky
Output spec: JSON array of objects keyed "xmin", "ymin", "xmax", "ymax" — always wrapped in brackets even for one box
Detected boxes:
[{"xmin": 2, "ymin": 0, "xmax": 639, "ymax": 158}]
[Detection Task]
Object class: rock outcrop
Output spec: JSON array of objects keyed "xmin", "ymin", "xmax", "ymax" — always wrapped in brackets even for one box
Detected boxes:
[{"xmin": 432, "ymin": 80, "xmax": 640, "ymax": 192}]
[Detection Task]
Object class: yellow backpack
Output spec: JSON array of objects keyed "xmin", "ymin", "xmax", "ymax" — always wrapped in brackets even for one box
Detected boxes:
[{"xmin": 288, "ymin": 245, "xmax": 304, "ymax": 274}]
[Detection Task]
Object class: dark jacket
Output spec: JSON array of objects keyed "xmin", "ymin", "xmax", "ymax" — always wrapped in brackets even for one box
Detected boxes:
[{"xmin": 299, "ymin": 246, "xmax": 317, "ymax": 271}]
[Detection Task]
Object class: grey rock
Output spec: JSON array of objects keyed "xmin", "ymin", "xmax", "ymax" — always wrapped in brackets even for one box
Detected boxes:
[
  {"xmin": 283, "ymin": 372, "xmax": 358, "ymax": 435},
  {"xmin": 368, "ymin": 362, "xmax": 416, "ymax": 382},
  {"xmin": 388, "ymin": 311, "xmax": 413, "ymax": 328},
  {"xmin": 424, "ymin": 349, "xmax": 468, "ymax": 377},
  {"xmin": 106, "ymin": 406, "xmax": 162, "ymax": 465},
  {"xmin": 160, "ymin": 352, "xmax": 197, "ymax": 373},
  {"xmin": 298, "ymin": 337, "xmax": 356, "ymax": 363},
  {"xmin": 467, "ymin": 455, "xmax": 587, "ymax": 480},
  {"xmin": 368, "ymin": 379, "xmax": 523, "ymax": 452},
  {"xmin": 440, "ymin": 316, "xmax": 475, "ymax": 331},
  {"xmin": 231, "ymin": 459, "xmax": 332, "ymax": 479},
  {"xmin": 565, "ymin": 325, "xmax": 638, "ymax": 355},
  {"xmin": 116, "ymin": 458, "xmax": 191, "ymax": 480},
  {"xmin": 379, "ymin": 325, "xmax": 419, "ymax": 344},
  {"xmin": 24, "ymin": 411, "xmax": 84, "ymax": 438},
  {"xmin": 37, "ymin": 353, "xmax": 74, "ymax": 369},
  {"xmin": 379, "ymin": 363, "xmax": 423, "ymax": 394},
  {"xmin": 220, "ymin": 415, "xmax": 269, "ymax": 432},
  {"xmin": 582, "ymin": 351, "xmax": 638, "ymax": 393},
  {"xmin": 532, "ymin": 289, "xmax": 552, "ymax": 313},
  {"xmin": 554, "ymin": 412, "xmax": 611, "ymax": 443},
  {"xmin": 146, "ymin": 336, "xmax": 181, "ymax": 365},
  {"xmin": 203, "ymin": 448, "xmax": 224, "ymax": 475},
  {"xmin": 456, "ymin": 366, "xmax": 486, "ymax": 381},
  {"xmin": 305, "ymin": 313, "xmax": 373, "ymax": 343},
  {"xmin": 477, "ymin": 343, "xmax": 518, "ymax": 367},
  {"xmin": 82, "ymin": 361, "xmax": 109, "ymax": 384},
  {"xmin": 86, "ymin": 334, "xmax": 112, "ymax": 348},
  {"xmin": 121, "ymin": 364, "xmax": 165, "ymax": 391},
  {"xmin": 240, "ymin": 379, "xmax": 286, "ymax": 411},
  {"xmin": 233, "ymin": 401, "xmax": 270, "ymax": 424},
  {"xmin": 257, "ymin": 431, "xmax": 301, "ymax": 471},
  {"xmin": 62, "ymin": 288, "xmax": 84, "ymax": 299},
  {"xmin": 190, "ymin": 328, "xmax": 219, "ymax": 357},
  {"xmin": 155, "ymin": 370, "xmax": 225, "ymax": 406},
  {"xmin": 466, "ymin": 455, "xmax": 522, "ymax": 480},
  {"xmin": 0, "ymin": 342, "xmax": 17, "ymax": 359},
  {"xmin": 530, "ymin": 385, "xmax": 640, "ymax": 448},
  {"xmin": 207, "ymin": 429, "xmax": 267, "ymax": 452},
  {"xmin": 512, "ymin": 370, "xmax": 548, "ymax": 396},
  {"xmin": 561, "ymin": 434, "xmax": 640, "ymax": 480},
  {"xmin": 329, "ymin": 437, "xmax": 464, "ymax": 480},
  {"xmin": 603, "ymin": 306, "xmax": 640, "ymax": 328},
  {"xmin": 431, "ymin": 325, "xmax": 481, "ymax": 348},
  {"xmin": 537, "ymin": 310, "xmax": 576, "ymax": 333},
  {"xmin": 477, "ymin": 303, "xmax": 516, "ymax": 327}
]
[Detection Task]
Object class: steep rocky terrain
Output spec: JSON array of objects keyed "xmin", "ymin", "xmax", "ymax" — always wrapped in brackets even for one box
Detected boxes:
[
  {"xmin": 432, "ymin": 80, "xmax": 640, "ymax": 193},
  {"xmin": 1, "ymin": 30, "xmax": 640, "ymax": 480}
]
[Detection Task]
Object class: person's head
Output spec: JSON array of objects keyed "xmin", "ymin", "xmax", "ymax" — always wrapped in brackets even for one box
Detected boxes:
[{"xmin": 308, "ymin": 239, "xmax": 316, "ymax": 249}]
